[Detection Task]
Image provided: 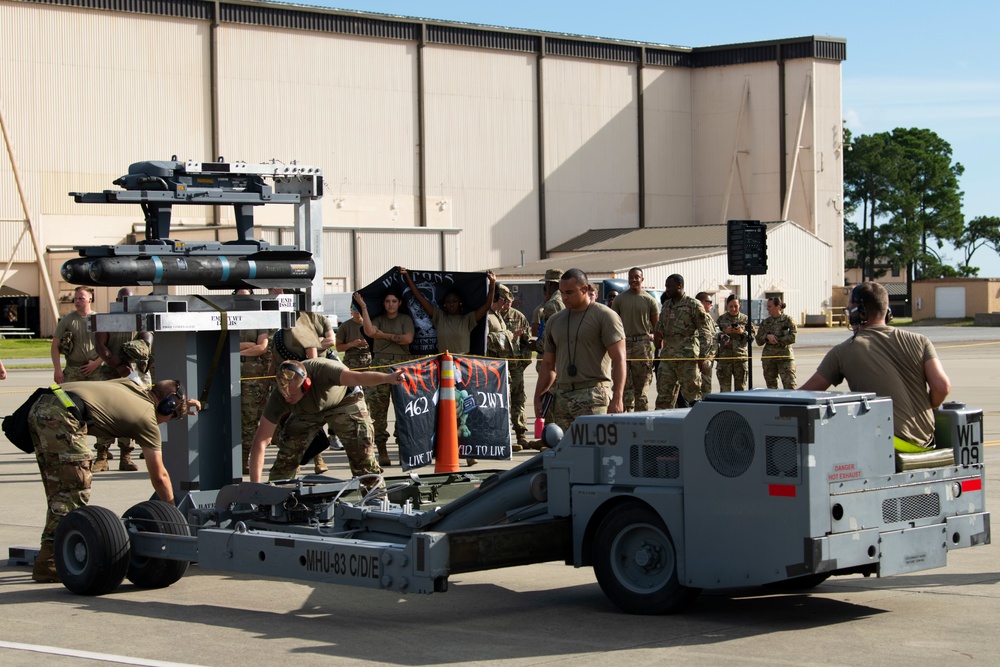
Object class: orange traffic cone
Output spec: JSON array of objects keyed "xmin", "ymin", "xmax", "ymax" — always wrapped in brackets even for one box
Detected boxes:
[{"xmin": 435, "ymin": 351, "xmax": 460, "ymax": 473}]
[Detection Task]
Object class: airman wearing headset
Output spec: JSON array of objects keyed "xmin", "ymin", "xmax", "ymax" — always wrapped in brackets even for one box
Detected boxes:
[
  {"xmin": 800, "ymin": 281, "xmax": 951, "ymax": 452},
  {"xmin": 28, "ymin": 377, "xmax": 200, "ymax": 584},
  {"xmin": 249, "ymin": 358, "xmax": 406, "ymax": 485}
]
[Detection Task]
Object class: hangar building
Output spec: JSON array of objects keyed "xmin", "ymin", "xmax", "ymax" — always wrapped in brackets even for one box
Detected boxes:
[{"xmin": 0, "ymin": 0, "xmax": 846, "ymax": 334}]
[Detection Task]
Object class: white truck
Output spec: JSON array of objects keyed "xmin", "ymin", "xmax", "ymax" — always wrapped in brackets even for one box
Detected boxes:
[{"xmin": 56, "ymin": 389, "xmax": 988, "ymax": 615}]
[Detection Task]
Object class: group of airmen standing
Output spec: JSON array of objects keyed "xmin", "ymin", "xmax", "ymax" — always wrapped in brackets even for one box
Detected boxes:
[{"xmin": 528, "ymin": 267, "xmax": 800, "ymax": 436}]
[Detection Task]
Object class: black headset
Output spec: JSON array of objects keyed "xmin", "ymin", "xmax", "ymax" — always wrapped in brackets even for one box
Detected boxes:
[
  {"xmin": 156, "ymin": 381, "xmax": 185, "ymax": 417},
  {"xmin": 849, "ymin": 284, "xmax": 893, "ymax": 330}
]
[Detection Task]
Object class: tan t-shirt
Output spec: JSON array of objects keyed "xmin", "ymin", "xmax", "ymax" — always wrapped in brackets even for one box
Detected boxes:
[
  {"xmin": 543, "ymin": 303, "xmax": 624, "ymax": 385},
  {"xmin": 63, "ymin": 378, "xmax": 162, "ymax": 451},
  {"xmin": 611, "ymin": 289, "xmax": 659, "ymax": 336},
  {"xmin": 371, "ymin": 313, "xmax": 414, "ymax": 359},
  {"xmin": 54, "ymin": 312, "xmax": 97, "ymax": 366},
  {"xmin": 282, "ymin": 312, "xmax": 332, "ymax": 359},
  {"xmin": 262, "ymin": 357, "xmax": 351, "ymax": 423},
  {"xmin": 816, "ymin": 325, "xmax": 938, "ymax": 446},
  {"xmin": 431, "ymin": 309, "xmax": 478, "ymax": 355}
]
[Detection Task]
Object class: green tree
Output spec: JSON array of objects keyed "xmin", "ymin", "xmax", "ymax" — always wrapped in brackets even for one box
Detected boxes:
[
  {"xmin": 843, "ymin": 127, "xmax": 966, "ymax": 285},
  {"xmin": 955, "ymin": 215, "xmax": 1000, "ymax": 275},
  {"xmin": 885, "ymin": 128, "xmax": 964, "ymax": 281},
  {"xmin": 843, "ymin": 130, "xmax": 898, "ymax": 281}
]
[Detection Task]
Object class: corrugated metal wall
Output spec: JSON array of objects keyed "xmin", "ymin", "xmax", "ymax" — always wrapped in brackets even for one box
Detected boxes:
[
  {"xmin": 0, "ymin": 3, "xmax": 212, "ymax": 223},
  {"xmin": 541, "ymin": 56, "xmax": 640, "ymax": 247},
  {"xmin": 423, "ymin": 45, "xmax": 539, "ymax": 269},
  {"xmin": 216, "ymin": 25, "xmax": 419, "ymax": 227},
  {"xmin": 642, "ymin": 66, "xmax": 694, "ymax": 226},
  {"xmin": 690, "ymin": 62, "xmax": 782, "ymax": 227},
  {"xmin": 1, "ymin": 0, "xmax": 845, "ymax": 327}
]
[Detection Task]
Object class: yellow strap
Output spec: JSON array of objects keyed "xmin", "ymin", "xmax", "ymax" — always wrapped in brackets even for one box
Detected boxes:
[
  {"xmin": 50, "ymin": 384, "xmax": 77, "ymax": 411},
  {"xmin": 893, "ymin": 435, "xmax": 929, "ymax": 453}
]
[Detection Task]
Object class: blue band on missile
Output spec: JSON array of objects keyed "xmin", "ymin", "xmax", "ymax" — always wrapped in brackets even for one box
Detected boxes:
[
  {"xmin": 247, "ymin": 260, "xmax": 257, "ymax": 279},
  {"xmin": 219, "ymin": 256, "xmax": 230, "ymax": 282},
  {"xmin": 152, "ymin": 256, "xmax": 163, "ymax": 283}
]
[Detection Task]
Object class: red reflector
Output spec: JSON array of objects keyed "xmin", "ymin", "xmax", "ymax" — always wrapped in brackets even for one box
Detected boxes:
[
  {"xmin": 769, "ymin": 484, "xmax": 796, "ymax": 497},
  {"xmin": 961, "ymin": 479, "xmax": 983, "ymax": 493}
]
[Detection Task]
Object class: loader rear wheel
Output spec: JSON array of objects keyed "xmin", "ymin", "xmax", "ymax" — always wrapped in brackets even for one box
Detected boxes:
[
  {"xmin": 54, "ymin": 506, "xmax": 130, "ymax": 596},
  {"xmin": 592, "ymin": 503, "xmax": 699, "ymax": 614},
  {"xmin": 123, "ymin": 500, "xmax": 190, "ymax": 589}
]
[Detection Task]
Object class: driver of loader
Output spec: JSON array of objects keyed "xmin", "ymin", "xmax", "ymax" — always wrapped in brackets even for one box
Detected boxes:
[
  {"xmin": 799, "ymin": 281, "xmax": 951, "ymax": 451},
  {"xmin": 248, "ymin": 358, "xmax": 406, "ymax": 485}
]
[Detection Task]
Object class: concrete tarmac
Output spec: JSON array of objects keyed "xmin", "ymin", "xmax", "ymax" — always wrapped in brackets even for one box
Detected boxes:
[{"xmin": 0, "ymin": 328, "xmax": 997, "ymax": 666}]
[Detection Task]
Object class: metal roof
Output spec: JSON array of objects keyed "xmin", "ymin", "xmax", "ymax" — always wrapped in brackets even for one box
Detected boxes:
[{"xmin": 494, "ymin": 247, "xmax": 727, "ymax": 280}]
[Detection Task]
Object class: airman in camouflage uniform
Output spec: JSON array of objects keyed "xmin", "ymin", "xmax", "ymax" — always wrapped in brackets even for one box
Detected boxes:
[
  {"xmin": 611, "ymin": 268, "xmax": 659, "ymax": 412},
  {"xmin": 270, "ymin": 306, "xmax": 336, "ymax": 473},
  {"xmin": 654, "ymin": 274, "xmax": 714, "ymax": 409},
  {"xmin": 533, "ymin": 269, "xmax": 626, "ymax": 434},
  {"xmin": 715, "ymin": 294, "xmax": 750, "ymax": 391},
  {"xmin": 28, "ymin": 378, "xmax": 197, "ymax": 583},
  {"xmin": 249, "ymin": 359, "xmax": 407, "ymax": 489},
  {"xmin": 531, "ymin": 269, "xmax": 564, "ymax": 372},
  {"xmin": 354, "ymin": 289, "xmax": 415, "ymax": 467},
  {"xmin": 755, "ymin": 297, "xmax": 797, "ymax": 389},
  {"xmin": 694, "ymin": 292, "xmax": 719, "ymax": 397},
  {"xmin": 94, "ymin": 287, "xmax": 153, "ymax": 472},
  {"xmin": 239, "ymin": 328, "xmax": 270, "ymax": 474},
  {"xmin": 499, "ymin": 286, "xmax": 532, "ymax": 448},
  {"xmin": 51, "ymin": 287, "xmax": 115, "ymax": 468}
]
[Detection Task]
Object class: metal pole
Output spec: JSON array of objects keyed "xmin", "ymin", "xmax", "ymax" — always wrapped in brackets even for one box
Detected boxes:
[{"xmin": 0, "ymin": 100, "xmax": 60, "ymax": 334}]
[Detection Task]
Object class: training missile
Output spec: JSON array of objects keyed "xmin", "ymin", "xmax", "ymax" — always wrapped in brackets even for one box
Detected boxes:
[{"xmin": 61, "ymin": 251, "xmax": 315, "ymax": 290}]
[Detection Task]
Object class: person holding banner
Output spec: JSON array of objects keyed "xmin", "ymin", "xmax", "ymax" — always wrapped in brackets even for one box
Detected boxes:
[
  {"xmin": 400, "ymin": 266, "xmax": 497, "ymax": 465},
  {"xmin": 353, "ymin": 289, "xmax": 415, "ymax": 467},
  {"xmin": 399, "ymin": 267, "xmax": 497, "ymax": 355},
  {"xmin": 248, "ymin": 358, "xmax": 407, "ymax": 485},
  {"xmin": 533, "ymin": 269, "xmax": 626, "ymax": 435}
]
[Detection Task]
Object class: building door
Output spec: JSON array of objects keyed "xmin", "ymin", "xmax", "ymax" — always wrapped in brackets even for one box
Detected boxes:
[{"xmin": 934, "ymin": 286, "xmax": 966, "ymax": 318}]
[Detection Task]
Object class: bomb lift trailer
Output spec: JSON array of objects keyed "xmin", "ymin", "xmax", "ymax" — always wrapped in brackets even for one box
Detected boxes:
[{"xmin": 56, "ymin": 388, "xmax": 989, "ymax": 615}]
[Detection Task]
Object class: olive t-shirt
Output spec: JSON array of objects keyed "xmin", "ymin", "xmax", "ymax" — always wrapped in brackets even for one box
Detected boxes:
[
  {"xmin": 543, "ymin": 303, "xmax": 624, "ymax": 385},
  {"xmin": 611, "ymin": 289, "xmax": 659, "ymax": 336},
  {"xmin": 816, "ymin": 325, "xmax": 938, "ymax": 446},
  {"xmin": 283, "ymin": 312, "xmax": 332, "ymax": 359},
  {"xmin": 63, "ymin": 378, "xmax": 162, "ymax": 451}
]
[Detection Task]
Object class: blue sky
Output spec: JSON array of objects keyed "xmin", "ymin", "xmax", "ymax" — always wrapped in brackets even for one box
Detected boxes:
[{"xmin": 286, "ymin": 0, "xmax": 1000, "ymax": 276}]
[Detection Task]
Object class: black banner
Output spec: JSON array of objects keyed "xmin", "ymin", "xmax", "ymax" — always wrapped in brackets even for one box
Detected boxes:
[
  {"xmin": 392, "ymin": 357, "xmax": 441, "ymax": 471},
  {"xmin": 358, "ymin": 268, "xmax": 488, "ymax": 356},
  {"xmin": 391, "ymin": 354, "xmax": 511, "ymax": 471}
]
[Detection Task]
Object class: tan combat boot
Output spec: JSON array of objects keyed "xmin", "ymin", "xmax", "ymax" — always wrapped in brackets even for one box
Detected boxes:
[
  {"xmin": 377, "ymin": 442, "xmax": 391, "ymax": 468},
  {"xmin": 119, "ymin": 444, "xmax": 138, "ymax": 471},
  {"xmin": 313, "ymin": 453, "xmax": 328, "ymax": 474},
  {"xmin": 32, "ymin": 542, "xmax": 60, "ymax": 583},
  {"xmin": 92, "ymin": 446, "xmax": 109, "ymax": 473}
]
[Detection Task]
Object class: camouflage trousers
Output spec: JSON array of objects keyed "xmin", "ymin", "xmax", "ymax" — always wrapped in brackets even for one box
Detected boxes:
[
  {"xmin": 64, "ymin": 364, "xmax": 114, "ymax": 450},
  {"xmin": 241, "ymin": 354, "xmax": 273, "ymax": 461},
  {"xmin": 367, "ymin": 366, "xmax": 398, "ymax": 447},
  {"xmin": 701, "ymin": 360, "xmax": 715, "ymax": 397},
  {"xmin": 508, "ymin": 360, "xmax": 529, "ymax": 441},
  {"xmin": 268, "ymin": 393, "xmax": 383, "ymax": 485},
  {"xmin": 655, "ymin": 358, "xmax": 702, "ymax": 409},
  {"xmin": 623, "ymin": 339, "xmax": 653, "ymax": 412},
  {"xmin": 550, "ymin": 383, "xmax": 610, "ymax": 434},
  {"xmin": 241, "ymin": 377, "xmax": 271, "ymax": 460},
  {"xmin": 716, "ymin": 358, "xmax": 748, "ymax": 392},
  {"xmin": 762, "ymin": 357, "xmax": 797, "ymax": 389},
  {"xmin": 29, "ymin": 393, "xmax": 93, "ymax": 545}
]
